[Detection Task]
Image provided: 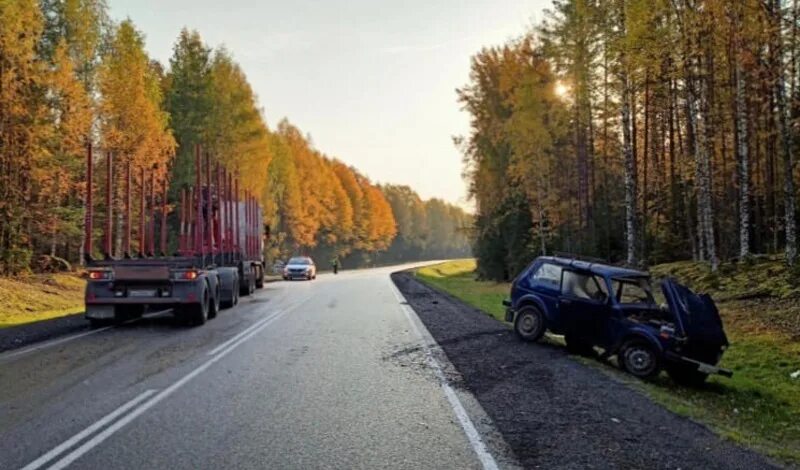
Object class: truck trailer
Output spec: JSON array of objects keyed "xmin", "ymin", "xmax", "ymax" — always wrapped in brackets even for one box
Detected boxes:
[{"xmin": 83, "ymin": 144, "xmax": 266, "ymax": 327}]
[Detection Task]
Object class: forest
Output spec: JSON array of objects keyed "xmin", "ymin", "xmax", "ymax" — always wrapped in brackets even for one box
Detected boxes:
[
  {"xmin": 0, "ymin": 0, "xmax": 470, "ymax": 275},
  {"xmin": 459, "ymin": 0, "xmax": 800, "ymax": 280}
]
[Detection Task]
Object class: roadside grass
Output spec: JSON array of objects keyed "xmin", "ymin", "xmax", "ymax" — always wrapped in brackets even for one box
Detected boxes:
[
  {"xmin": 414, "ymin": 259, "xmax": 800, "ymax": 466},
  {"xmin": 0, "ymin": 273, "xmax": 86, "ymax": 328},
  {"xmin": 416, "ymin": 259, "xmax": 508, "ymax": 322}
]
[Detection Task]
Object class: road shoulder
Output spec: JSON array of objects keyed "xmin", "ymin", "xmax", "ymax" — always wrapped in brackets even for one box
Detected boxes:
[{"xmin": 391, "ymin": 271, "xmax": 780, "ymax": 470}]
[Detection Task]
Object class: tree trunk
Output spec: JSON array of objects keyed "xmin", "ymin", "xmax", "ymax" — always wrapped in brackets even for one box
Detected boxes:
[
  {"xmin": 735, "ymin": 47, "xmax": 750, "ymax": 259},
  {"xmin": 621, "ymin": 71, "xmax": 637, "ymax": 266},
  {"xmin": 772, "ymin": 0, "xmax": 797, "ymax": 265}
]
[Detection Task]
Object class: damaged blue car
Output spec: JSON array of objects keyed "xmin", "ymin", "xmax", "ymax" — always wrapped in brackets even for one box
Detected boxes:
[{"xmin": 503, "ymin": 256, "xmax": 732, "ymax": 385}]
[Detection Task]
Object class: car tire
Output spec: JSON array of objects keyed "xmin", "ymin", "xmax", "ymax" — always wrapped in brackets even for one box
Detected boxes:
[
  {"xmin": 619, "ymin": 339, "xmax": 660, "ymax": 379},
  {"xmin": 565, "ymin": 335, "xmax": 595, "ymax": 357},
  {"xmin": 514, "ymin": 305, "xmax": 546, "ymax": 342},
  {"xmin": 666, "ymin": 364, "xmax": 709, "ymax": 387}
]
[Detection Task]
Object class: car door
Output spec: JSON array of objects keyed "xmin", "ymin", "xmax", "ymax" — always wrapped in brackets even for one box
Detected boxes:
[{"xmin": 558, "ymin": 269, "xmax": 613, "ymax": 346}]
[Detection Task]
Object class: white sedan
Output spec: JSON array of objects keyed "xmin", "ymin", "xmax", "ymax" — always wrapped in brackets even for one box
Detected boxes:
[{"xmin": 283, "ymin": 257, "xmax": 317, "ymax": 280}]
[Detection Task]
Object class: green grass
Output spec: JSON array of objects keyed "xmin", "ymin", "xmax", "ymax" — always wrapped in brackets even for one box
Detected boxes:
[
  {"xmin": 0, "ymin": 273, "xmax": 86, "ymax": 328},
  {"xmin": 416, "ymin": 259, "xmax": 509, "ymax": 321},
  {"xmin": 415, "ymin": 259, "xmax": 800, "ymax": 466}
]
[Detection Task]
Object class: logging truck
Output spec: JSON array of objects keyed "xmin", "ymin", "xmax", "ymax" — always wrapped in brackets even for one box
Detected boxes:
[{"xmin": 83, "ymin": 144, "xmax": 266, "ymax": 327}]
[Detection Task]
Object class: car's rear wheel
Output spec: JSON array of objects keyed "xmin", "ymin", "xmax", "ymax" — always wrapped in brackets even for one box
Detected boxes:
[
  {"xmin": 565, "ymin": 335, "xmax": 595, "ymax": 356},
  {"xmin": 666, "ymin": 364, "xmax": 709, "ymax": 387},
  {"xmin": 619, "ymin": 339, "xmax": 660, "ymax": 379},
  {"xmin": 514, "ymin": 306, "xmax": 546, "ymax": 342}
]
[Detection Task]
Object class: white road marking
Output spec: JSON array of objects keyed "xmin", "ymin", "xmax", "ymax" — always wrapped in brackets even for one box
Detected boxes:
[
  {"xmin": 389, "ymin": 280, "xmax": 500, "ymax": 470},
  {"xmin": 20, "ymin": 389, "xmax": 158, "ymax": 470},
  {"xmin": 206, "ymin": 308, "xmax": 287, "ymax": 356},
  {"xmin": 23, "ymin": 297, "xmax": 311, "ymax": 470},
  {"xmin": 0, "ymin": 310, "xmax": 171, "ymax": 362}
]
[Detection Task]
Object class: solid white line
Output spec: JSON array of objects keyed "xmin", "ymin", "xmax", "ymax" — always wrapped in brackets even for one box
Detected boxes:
[
  {"xmin": 206, "ymin": 309, "xmax": 285, "ymax": 356},
  {"xmin": 20, "ymin": 389, "xmax": 158, "ymax": 470},
  {"xmin": 35, "ymin": 297, "xmax": 311, "ymax": 470},
  {"xmin": 0, "ymin": 310, "xmax": 171, "ymax": 363},
  {"xmin": 389, "ymin": 280, "xmax": 500, "ymax": 470}
]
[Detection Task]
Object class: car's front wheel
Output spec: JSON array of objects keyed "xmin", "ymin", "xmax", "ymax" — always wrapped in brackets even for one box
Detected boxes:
[
  {"xmin": 514, "ymin": 306, "xmax": 546, "ymax": 342},
  {"xmin": 619, "ymin": 339, "xmax": 660, "ymax": 379}
]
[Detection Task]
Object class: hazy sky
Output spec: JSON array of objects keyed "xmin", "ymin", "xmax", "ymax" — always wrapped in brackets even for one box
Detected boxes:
[{"xmin": 108, "ymin": 0, "xmax": 550, "ymax": 208}]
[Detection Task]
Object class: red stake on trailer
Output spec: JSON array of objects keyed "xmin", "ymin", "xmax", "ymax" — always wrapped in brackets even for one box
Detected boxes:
[
  {"xmin": 188, "ymin": 186, "xmax": 195, "ymax": 254},
  {"xmin": 227, "ymin": 171, "xmax": 233, "ymax": 256},
  {"xmin": 160, "ymin": 178, "xmax": 168, "ymax": 255},
  {"xmin": 139, "ymin": 167, "xmax": 145, "ymax": 256},
  {"xmin": 215, "ymin": 162, "xmax": 222, "ymax": 261},
  {"xmin": 245, "ymin": 191, "xmax": 250, "ymax": 259},
  {"xmin": 234, "ymin": 177, "xmax": 240, "ymax": 258},
  {"xmin": 195, "ymin": 145, "xmax": 203, "ymax": 261},
  {"xmin": 205, "ymin": 151, "xmax": 213, "ymax": 259},
  {"xmin": 149, "ymin": 171, "xmax": 156, "ymax": 256},
  {"xmin": 105, "ymin": 151, "xmax": 113, "ymax": 259},
  {"xmin": 84, "ymin": 143, "xmax": 93, "ymax": 261},
  {"xmin": 124, "ymin": 161, "xmax": 131, "ymax": 257},
  {"xmin": 179, "ymin": 188, "xmax": 186, "ymax": 253}
]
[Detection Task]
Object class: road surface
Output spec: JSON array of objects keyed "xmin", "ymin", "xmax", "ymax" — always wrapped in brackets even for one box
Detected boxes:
[{"xmin": 0, "ymin": 264, "xmax": 509, "ymax": 470}]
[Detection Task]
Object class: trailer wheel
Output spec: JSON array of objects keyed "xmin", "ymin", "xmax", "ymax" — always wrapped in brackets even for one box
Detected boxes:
[
  {"xmin": 240, "ymin": 269, "xmax": 254, "ymax": 297},
  {"xmin": 221, "ymin": 279, "xmax": 239, "ymax": 309},
  {"xmin": 619, "ymin": 339, "xmax": 660, "ymax": 379},
  {"xmin": 208, "ymin": 286, "xmax": 220, "ymax": 319},
  {"xmin": 182, "ymin": 288, "xmax": 209, "ymax": 326},
  {"xmin": 255, "ymin": 266, "xmax": 264, "ymax": 289}
]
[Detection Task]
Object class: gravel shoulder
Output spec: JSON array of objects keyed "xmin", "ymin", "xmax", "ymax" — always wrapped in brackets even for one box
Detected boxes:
[{"xmin": 391, "ymin": 271, "xmax": 782, "ymax": 470}]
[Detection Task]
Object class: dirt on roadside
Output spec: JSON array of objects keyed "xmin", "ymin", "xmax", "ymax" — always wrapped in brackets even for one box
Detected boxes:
[{"xmin": 391, "ymin": 271, "xmax": 782, "ymax": 470}]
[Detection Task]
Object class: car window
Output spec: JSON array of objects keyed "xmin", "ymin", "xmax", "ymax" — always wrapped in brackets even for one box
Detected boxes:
[
  {"xmin": 531, "ymin": 262, "xmax": 562, "ymax": 289},
  {"xmin": 561, "ymin": 271, "xmax": 608, "ymax": 301},
  {"xmin": 613, "ymin": 278, "xmax": 655, "ymax": 304}
]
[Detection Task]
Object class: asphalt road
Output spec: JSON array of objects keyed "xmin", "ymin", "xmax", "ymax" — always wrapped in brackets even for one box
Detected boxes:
[{"xmin": 0, "ymin": 264, "xmax": 510, "ymax": 470}]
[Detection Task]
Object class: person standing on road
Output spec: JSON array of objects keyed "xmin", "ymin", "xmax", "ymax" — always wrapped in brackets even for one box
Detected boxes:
[{"xmin": 332, "ymin": 257, "xmax": 339, "ymax": 274}]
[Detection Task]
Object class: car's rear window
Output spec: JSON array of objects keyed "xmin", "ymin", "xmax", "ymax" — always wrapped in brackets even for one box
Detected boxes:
[{"xmin": 531, "ymin": 262, "xmax": 562, "ymax": 288}]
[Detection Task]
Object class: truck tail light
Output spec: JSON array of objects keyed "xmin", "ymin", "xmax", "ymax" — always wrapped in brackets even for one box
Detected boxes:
[
  {"xmin": 88, "ymin": 270, "xmax": 112, "ymax": 280},
  {"xmin": 172, "ymin": 270, "xmax": 199, "ymax": 280}
]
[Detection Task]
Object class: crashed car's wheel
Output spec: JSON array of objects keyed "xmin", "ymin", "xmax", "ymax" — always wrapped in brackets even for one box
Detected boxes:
[
  {"xmin": 565, "ymin": 335, "xmax": 595, "ymax": 357},
  {"xmin": 666, "ymin": 364, "xmax": 709, "ymax": 387},
  {"xmin": 514, "ymin": 305, "xmax": 546, "ymax": 342},
  {"xmin": 619, "ymin": 339, "xmax": 660, "ymax": 379}
]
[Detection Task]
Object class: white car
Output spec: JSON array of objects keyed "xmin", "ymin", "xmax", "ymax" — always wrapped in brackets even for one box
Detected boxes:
[{"xmin": 283, "ymin": 257, "xmax": 316, "ymax": 280}]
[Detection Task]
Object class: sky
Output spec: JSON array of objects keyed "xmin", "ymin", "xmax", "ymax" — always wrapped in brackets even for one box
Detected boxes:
[{"xmin": 108, "ymin": 0, "xmax": 551, "ymax": 209}]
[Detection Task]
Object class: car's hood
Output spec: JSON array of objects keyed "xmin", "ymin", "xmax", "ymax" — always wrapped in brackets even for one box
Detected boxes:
[{"xmin": 661, "ymin": 278, "xmax": 728, "ymax": 346}]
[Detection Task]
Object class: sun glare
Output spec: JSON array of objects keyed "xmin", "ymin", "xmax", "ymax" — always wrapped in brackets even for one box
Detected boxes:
[{"xmin": 554, "ymin": 81, "xmax": 570, "ymax": 98}]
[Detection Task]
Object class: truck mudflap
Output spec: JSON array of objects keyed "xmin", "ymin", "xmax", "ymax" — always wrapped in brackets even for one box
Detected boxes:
[
  {"xmin": 86, "ymin": 305, "xmax": 115, "ymax": 320},
  {"xmin": 665, "ymin": 351, "xmax": 733, "ymax": 378}
]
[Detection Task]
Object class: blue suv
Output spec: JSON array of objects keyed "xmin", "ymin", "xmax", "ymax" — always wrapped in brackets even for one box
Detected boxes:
[{"xmin": 503, "ymin": 256, "xmax": 732, "ymax": 385}]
